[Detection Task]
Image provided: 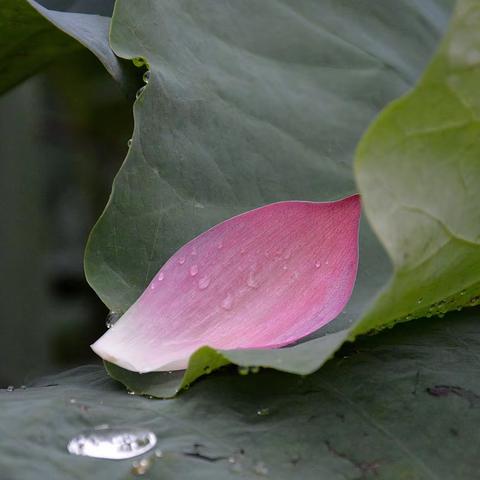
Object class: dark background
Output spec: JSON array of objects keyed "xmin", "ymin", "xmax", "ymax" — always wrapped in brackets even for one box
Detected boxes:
[{"xmin": 0, "ymin": 49, "xmax": 132, "ymax": 385}]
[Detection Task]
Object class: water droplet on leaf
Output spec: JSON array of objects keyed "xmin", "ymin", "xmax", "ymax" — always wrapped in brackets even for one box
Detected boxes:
[
  {"xmin": 256, "ymin": 408, "xmax": 270, "ymax": 416},
  {"xmin": 131, "ymin": 457, "xmax": 152, "ymax": 476},
  {"xmin": 106, "ymin": 311, "xmax": 121, "ymax": 329},
  {"xmin": 67, "ymin": 427, "xmax": 157, "ymax": 460}
]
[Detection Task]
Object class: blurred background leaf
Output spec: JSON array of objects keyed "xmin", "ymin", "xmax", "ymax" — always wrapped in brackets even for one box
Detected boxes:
[{"xmin": 0, "ymin": 48, "xmax": 132, "ymax": 385}]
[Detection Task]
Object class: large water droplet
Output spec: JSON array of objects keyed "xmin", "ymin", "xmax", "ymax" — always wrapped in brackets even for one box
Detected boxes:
[
  {"xmin": 67, "ymin": 426, "xmax": 157, "ymax": 460},
  {"xmin": 190, "ymin": 265, "xmax": 199, "ymax": 277},
  {"xmin": 198, "ymin": 276, "xmax": 210, "ymax": 290},
  {"xmin": 222, "ymin": 293, "xmax": 233, "ymax": 310},
  {"xmin": 106, "ymin": 311, "xmax": 121, "ymax": 329}
]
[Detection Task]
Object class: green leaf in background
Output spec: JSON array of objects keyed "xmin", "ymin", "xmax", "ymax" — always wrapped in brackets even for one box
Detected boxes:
[
  {"xmin": 84, "ymin": 0, "xmax": 459, "ymax": 395},
  {"xmin": 0, "ymin": 0, "xmax": 136, "ymax": 95},
  {"xmin": 2, "ymin": 308, "xmax": 480, "ymax": 479},
  {"xmin": 354, "ymin": 0, "xmax": 480, "ymax": 335}
]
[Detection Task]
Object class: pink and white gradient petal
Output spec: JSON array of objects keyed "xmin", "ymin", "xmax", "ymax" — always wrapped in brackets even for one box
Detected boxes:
[{"xmin": 91, "ymin": 195, "xmax": 361, "ymax": 373}]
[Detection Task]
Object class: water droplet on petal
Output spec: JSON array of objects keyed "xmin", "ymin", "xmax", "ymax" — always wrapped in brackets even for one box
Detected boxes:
[
  {"xmin": 198, "ymin": 276, "xmax": 210, "ymax": 290},
  {"xmin": 191, "ymin": 246, "xmax": 197, "ymax": 256},
  {"xmin": 222, "ymin": 293, "xmax": 233, "ymax": 310},
  {"xmin": 178, "ymin": 256, "xmax": 186, "ymax": 265},
  {"xmin": 217, "ymin": 240, "xmax": 223, "ymax": 249},
  {"xmin": 157, "ymin": 272, "xmax": 164, "ymax": 281},
  {"xmin": 190, "ymin": 265, "xmax": 199, "ymax": 277},
  {"xmin": 282, "ymin": 264, "xmax": 288, "ymax": 271},
  {"xmin": 247, "ymin": 271, "xmax": 258, "ymax": 288},
  {"xmin": 6, "ymin": 386, "xmax": 14, "ymax": 392},
  {"xmin": 127, "ymin": 390, "xmax": 136, "ymax": 396},
  {"xmin": 127, "ymin": 138, "xmax": 132, "ymax": 148},
  {"xmin": 283, "ymin": 251, "xmax": 291, "ymax": 260},
  {"xmin": 67, "ymin": 427, "xmax": 156, "ymax": 460},
  {"xmin": 315, "ymin": 260, "xmax": 321, "ymax": 268}
]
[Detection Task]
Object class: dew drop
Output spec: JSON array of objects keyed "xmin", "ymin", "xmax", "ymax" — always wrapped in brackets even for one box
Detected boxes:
[
  {"xmin": 142, "ymin": 70, "xmax": 150, "ymax": 83},
  {"xmin": 217, "ymin": 240, "xmax": 223, "ymax": 249},
  {"xmin": 127, "ymin": 390, "xmax": 136, "ymax": 396},
  {"xmin": 221, "ymin": 293, "xmax": 233, "ymax": 310},
  {"xmin": 198, "ymin": 276, "xmax": 210, "ymax": 290},
  {"xmin": 283, "ymin": 251, "xmax": 291, "ymax": 260},
  {"xmin": 136, "ymin": 86, "xmax": 146, "ymax": 99},
  {"xmin": 191, "ymin": 246, "xmax": 197, "ymax": 256},
  {"xmin": 67, "ymin": 427, "xmax": 156, "ymax": 460},
  {"xmin": 254, "ymin": 461, "xmax": 269, "ymax": 476},
  {"xmin": 157, "ymin": 272, "xmax": 164, "ymax": 281},
  {"xmin": 131, "ymin": 457, "xmax": 152, "ymax": 476},
  {"xmin": 132, "ymin": 57, "xmax": 145, "ymax": 67},
  {"xmin": 106, "ymin": 311, "xmax": 121, "ymax": 329},
  {"xmin": 256, "ymin": 407, "xmax": 270, "ymax": 416},
  {"xmin": 6, "ymin": 385, "xmax": 14, "ymax": 392},
  {"xmin": 315, "ymin": 260, "xmax": 321, "ymax": 268},
  {"xmin": 282, "ymin": 264, "xmax": 288, "ymax": 271},
  {"xmin": 417, "ymin": 298, "xmax": 423, "ymax": 304},
  {"xmin": 190, "ymin": 264, "xmax": 199, "ymax": 277},
  {"xmin": 247, "ymin": 271, "xmax": 259, "ymax": 288},
  {"xmin": 250, "ymin": 366, "xmax": 260, "ymax": 374},
  {"xmin": 150, "ymin": 283, "xmax": 156, "ymax": 290},
  {"xmin": 238, "ymin": 366, "xmax": 249, "ymax": 375},
  {"xmin": 178, "ymin": 256, "xmax": 186, "ymax": 265},
  {"xmin": 154, "ymin": 449, "xmax": 163, "ymax": 458},
  {"xmin": 460, "ymin": 289, "xmax": 466, "ymax": 296},
  {"xmin": 470, "ymin": 296, "xmax": 480, "ymax": 305},
  {"xmin": 127, "ymin": 138, "xmax": 132, "ymax": 148}
]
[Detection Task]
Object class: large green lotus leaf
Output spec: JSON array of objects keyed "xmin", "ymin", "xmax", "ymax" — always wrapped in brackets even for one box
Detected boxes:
[
  {"xmin": 2, "ymin": 309, "xmax": 480, "ymax": 479},
  {"xmin": 84, "ymin": 0, "xmax": 455, "ymax": 395},
  {"xmin": 0, "ymin": 0, "xmax": 135, "ymax": 95},
  {"xmin": 353, "ymin": 0, "xmax": 480, "ymax": 336}
]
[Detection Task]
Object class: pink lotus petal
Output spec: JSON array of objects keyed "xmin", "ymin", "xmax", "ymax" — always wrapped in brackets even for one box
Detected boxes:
[{"xmin": 91, "ymin": 195, "xmax": 360, "ymax": 373}]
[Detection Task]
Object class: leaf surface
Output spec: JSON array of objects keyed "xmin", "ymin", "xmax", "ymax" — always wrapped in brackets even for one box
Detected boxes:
[
  {"xmin": 2, "ymin": 309, "xmax": 480, "ymax": 479},
  {"xmin": 0, "ymin": 0, "xmax": 135, "ymax": 95}
]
